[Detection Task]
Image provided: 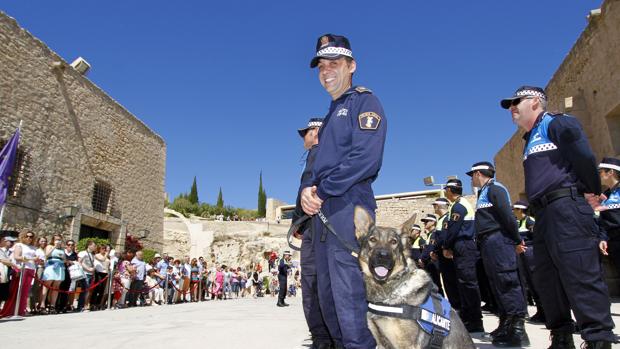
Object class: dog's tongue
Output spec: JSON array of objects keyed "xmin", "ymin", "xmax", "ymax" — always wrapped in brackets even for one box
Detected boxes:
[{"xmin": 374, "ymin": 266, "xmax": 389, "ymax": 277}]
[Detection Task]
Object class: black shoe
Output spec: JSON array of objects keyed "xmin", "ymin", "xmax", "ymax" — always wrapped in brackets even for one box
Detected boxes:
[
  {"xmin": 547, "ymin": 330, "xmax": 575, "ymax": 349},
  {"xmin": 490, "ymin": 316, "xmax": 509, "ymax": 339},
  {"xmin": 529, "ymin": 310, "xmax": 546, "ymax": 323},
  {"xmin": 282, "ymin": 301, "xmax": 290, "ymax": 306},
  {"xmin": 582, "ymin": 341, "xmax": 612, "ymax": 349},
  {"xmin": 277, "ymin": 302, "xmax": 286, "ymax": 307},
  {"xmin": 465, "ymin": 321, "xmax": 485, "ymax": 333},
  {"xmin": 492, "ymin": 316, "xmax": 530, "ymax": 347},
  {"xmin": 481, "ymin": 302, "xmax": 497, "ymax": 313}
]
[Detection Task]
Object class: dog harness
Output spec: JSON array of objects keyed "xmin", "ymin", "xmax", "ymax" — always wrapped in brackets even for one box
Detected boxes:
[{"xmin": 368, "ymin": 292, "xmax": 451, "ymax": 349}]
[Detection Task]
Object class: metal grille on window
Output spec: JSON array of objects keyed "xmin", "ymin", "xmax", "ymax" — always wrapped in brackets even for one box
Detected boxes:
[{"xmin": 92, "ymin": 180, "xmax": 113, "ymax": 214}]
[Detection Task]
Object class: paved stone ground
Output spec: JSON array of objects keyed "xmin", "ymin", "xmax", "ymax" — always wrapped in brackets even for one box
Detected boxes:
[{"xmin": 1, "ymin": 296, "xmax": 618, "ymax": 348}]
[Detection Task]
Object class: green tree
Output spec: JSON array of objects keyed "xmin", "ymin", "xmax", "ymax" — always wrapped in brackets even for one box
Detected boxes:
[
  {"xmin": 188, "ymin": 176, "xmax": 199, "ymax": 204},
  {"xmin": 217, "ymin": 187, "xmax": 224, "ymax": 208},
  {"xmin": 257, "ymin": 171, "xmax": 266, "ymax": 217}
]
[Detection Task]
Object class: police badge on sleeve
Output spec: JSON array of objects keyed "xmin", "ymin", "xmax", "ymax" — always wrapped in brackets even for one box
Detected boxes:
[{"xmin": 358, "ymin": 112, "xmax": 381, "ymax": 130}]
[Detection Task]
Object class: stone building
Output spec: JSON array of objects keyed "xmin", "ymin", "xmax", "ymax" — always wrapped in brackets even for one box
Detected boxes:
[
  {"xmin": 0, "ymin": 12, "xmax": 166, "ymax": 250},
  {"xmin": 494, "ymin": 0, "xmax": 620, "ymax": 295}
]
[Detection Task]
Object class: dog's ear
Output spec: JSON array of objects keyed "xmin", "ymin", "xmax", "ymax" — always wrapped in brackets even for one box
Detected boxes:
[
  {"xmin": 354, "ymin": 206, "xmax": 374, "ymax": 241},
  {"xmin": 400, "ymin": 212, "xmax": 418, "ymax": 236}
]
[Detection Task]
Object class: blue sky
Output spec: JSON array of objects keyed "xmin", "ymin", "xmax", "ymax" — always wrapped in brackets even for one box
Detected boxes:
[{"xmin": 2, "ymin": 1, "xmax": 602, "ymax": 209}]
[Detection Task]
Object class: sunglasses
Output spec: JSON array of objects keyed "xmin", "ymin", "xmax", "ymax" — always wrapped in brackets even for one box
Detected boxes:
[
  {"xmin": 511, "ymin": 96, "xmax": 535, "ymax": 107},
  {"xmin": 26, "ymin": 235, "xmax": 34, "ymax": 238},
  {"xmin": 66, "ymin": 243, "xmax": 74, "ymax": 246}
]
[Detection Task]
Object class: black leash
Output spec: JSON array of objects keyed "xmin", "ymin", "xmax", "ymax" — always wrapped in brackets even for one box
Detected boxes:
[
  {"xmin": 317, "ymin": 210, "xmax": 360, "ymax": 258},
  {"xmin": 286, "ymin": 215, "xmax": 311, "ymax": 252}
]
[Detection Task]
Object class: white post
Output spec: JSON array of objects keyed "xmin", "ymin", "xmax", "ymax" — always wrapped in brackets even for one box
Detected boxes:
[{"xmin": 0, "ymin": 204, "xmax": 5, "ymax": 229}]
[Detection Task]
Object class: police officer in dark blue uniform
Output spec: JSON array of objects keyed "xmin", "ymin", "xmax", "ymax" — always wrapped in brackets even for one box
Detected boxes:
[
  {"xmin": 467, "ymin": 162, "xmax": 529, "ymax": 347},
  {"xmin": 291, "ymin": 117, "xmax": 334, "ymax": 348},
  {"xmin": 513, "ymin": 200, "xmax": 545, "ymax": 323},
  {"xmin": 419, "ymin": 213, "xmax": 445, "ymax": 297},
  {"xmin": 431, "ymin": 197, "xmax": 461, "ymax": 310},
  {"xmin": 501, "ymin": 86, "xmax": 617, "ymax": 349},
  {"xmin": 301, "ymin": 34, "xmax": 386, "ymax": 349},
  {"xmin": 442, "ymin": 178, "xmax": 484, "ymax": 333},
  {"xmin": 597, "ymin": 157, "xmax": 620, "ymax": 286},
  {"xmin": 277, "ymin": 251, "xmax": 292, "ymax": 306}
]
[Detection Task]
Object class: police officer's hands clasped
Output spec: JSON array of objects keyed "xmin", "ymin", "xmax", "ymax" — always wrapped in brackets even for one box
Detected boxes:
[
  {"xmin": 599, "ymin": 240, "xmax": 609, "ymax": 256},
  {"xmin": 585, "ymin": 193, "xmax": 606, "ymax": 211},
  {"xmin": 301, "ymin": 186, "xmax": 323, "ymax": 215},
  {"xmin": 442, "ymin": 249, "xmax": 454, "ymax": 259},
  {"xmin": 515, "ymin": 240, "xmax": 527, "ymax": 254}
]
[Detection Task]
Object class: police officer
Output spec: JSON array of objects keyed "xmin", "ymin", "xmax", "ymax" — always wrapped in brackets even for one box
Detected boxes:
[
  {"xmin": 501, "ymin": 86, "xmax": 617, "ymax": 348},
  {"xmin": 277, "ymin": 251, "xmax": 292, "ymax": 307},
  {"xmin": 467, "ymin": 162, "xmax": 529, "ymax": 346},
  {"xmin": 442, "ymin": 178, "xmax": 484, "ymax": 333},
  {"xmin": 513, "ymin": 200, "xmax": 545, "ymax": 323},
  {"xmin": 430, "ymin": 197, "xmax": 461, "ymax": 310},
  {"xmin": 597, "ymin": 157, "xmax": 620, "ymax": 285},
  {"xmin": 301, "ymin": 34, "xmax": 386, "ymax": 349},
  {"xmin": 419, "ymin": 213, "xmax": 444, "ymax": 296},
  {"xmin": 291, "ymin": 117, "xmax": 333, "ymax": 348}
]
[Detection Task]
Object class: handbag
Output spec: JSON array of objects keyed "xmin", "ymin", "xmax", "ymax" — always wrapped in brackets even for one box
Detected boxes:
[{"xmin": 69, "ymin": 263, "xmax": 86, "ymax": 281}]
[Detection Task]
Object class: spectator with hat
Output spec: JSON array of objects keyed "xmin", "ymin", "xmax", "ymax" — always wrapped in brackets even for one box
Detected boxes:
[
  {"xmin": 597, "ymin": 157, "xmax": 620, "ymax": 287},
  {"xmin": 0, "ymin": 235, "xmax": 17, "ymax": 307},
  {"xmin": 467, "ymin": 161, "xmax": 528, "ymax": 346},
  {"xmin": 277, "ymin": 250, "xmax": 292, "ymax": 307},
  {"xmin": 301, "ymin": 33, "xmax": 387, "ymax": 348},
  {"xmin": 501, "ymin": 85, "xmax": 617, "ymax": 348},
  {"xmin": 419, "ymin": 213, "xmax": 444, "ymax": 297},
  {"xmin": 512, "ymin": 200, "xmax": 544, "ymax": 323},
  {"xmin": 0, "ymin": 230, "xmax": 38, "ymax": 318},
  {"xmin": 442, "ymin": 178, "xmax": 483, "ymax": 333}
]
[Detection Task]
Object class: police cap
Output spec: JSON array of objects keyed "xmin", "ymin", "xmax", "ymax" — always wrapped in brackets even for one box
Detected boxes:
[
  {"xmin": 500, "ymin": 86, "xmax": 547, "ymax": 109},
  {"xmin": 513, "ymin": 200, "xmax": 529, "ymax": 210},
  {"xmin": 421, "ymin": 214, "xmax": 438, "ymax": 223},
  {"xmin": 310, "ymin": 34, "xmax": 354, "ymax": 68},
  {"xmin": 445, "ymin": 178, "xmax": 462, "ymax": 188},
  {"xmin": 466, "ymin": 161, "xmax": 495, "ymax": 177},
  {"xmin": 411, "ymin": 224, "xmax": 422, "ymax": 231},
  {"xmin": 298, "ymin": 117, "xmax": 324, "ymax": 138},
  {"xmin": 599, "ymin": 157, "xmax": 620, "ymax": 172},
  {"xmin": 432, "ymin": 198, "xmax": 450, "ymax": 206}
]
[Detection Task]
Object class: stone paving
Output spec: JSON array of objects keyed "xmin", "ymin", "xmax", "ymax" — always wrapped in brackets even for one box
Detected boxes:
[{"xmin": 1, "ymin": 296, "xmax": 618, "ymax": 348}]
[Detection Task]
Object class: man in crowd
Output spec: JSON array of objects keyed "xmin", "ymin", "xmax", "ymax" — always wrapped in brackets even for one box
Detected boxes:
[
  {"xmin": 128, "ymin": 250, "xmax": 146, "ymax": 307},
  {"xmin": 77, "ymin": 239, "xmax": 96, "ymax": 312},
  {"xmin": 501, "ymin": 85, "xmax": 617, "ymax": 348},
  {"xmin": 301, "ymin": 33, "xmax": 387, "ymax": 348},
  {"xmin": 277, "ymin": 251, "xmax": 292, "ymax": 307},
  {"xmin": 442, "ymin": 178, "xmax": 483, "ymax": 333},
  {"xmin": 467, "ymin": 161, "xmax": 528, "ymax": 346}
]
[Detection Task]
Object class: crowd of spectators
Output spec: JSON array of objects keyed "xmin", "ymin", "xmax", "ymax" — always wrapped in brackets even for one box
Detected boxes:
[{"xmin": 0, "ymin": 231, "xmax": 301, "ymax": 317}]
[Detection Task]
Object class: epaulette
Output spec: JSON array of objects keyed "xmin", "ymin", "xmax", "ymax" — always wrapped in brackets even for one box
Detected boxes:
[{"xmin": 355, "ymin": 86, "xmax": 372, "ymax": 94}]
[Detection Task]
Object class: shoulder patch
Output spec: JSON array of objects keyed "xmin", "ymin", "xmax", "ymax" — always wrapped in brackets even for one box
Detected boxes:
[
  {"xmin": 451, "ymin": 213, "xmax": 461, "ymax": 221},
  {"xmin": 355, "ymin": 86, "xmax": 372, "ymax": 94},
  {"xmin": 358, "ymin": 112, "xmax": 381, "ymax": 130}
]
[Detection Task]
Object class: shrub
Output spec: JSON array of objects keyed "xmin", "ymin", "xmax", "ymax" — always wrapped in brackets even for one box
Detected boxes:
[{"xmin": 76, "ymin": 237, "xmax": 111, "ymax": 252}]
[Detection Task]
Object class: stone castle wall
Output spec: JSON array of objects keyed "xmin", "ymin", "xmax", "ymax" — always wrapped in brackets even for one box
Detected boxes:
[{"xmin": 0, "ymin": 12, "xmax": 166, "ymax": 250}]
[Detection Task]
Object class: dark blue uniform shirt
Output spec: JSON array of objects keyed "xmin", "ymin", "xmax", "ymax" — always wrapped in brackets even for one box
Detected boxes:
[
  {"xmin": 278, "ymin": 258, "xmax": 290, "ymax": 278},
  {"xmin": 444, "ymin": 198, "xmax": 475, "ymax": 249},
  {"xmin": 292, "ymin": 145, "xmax": 318, "ymax": 232},
  {"xmin": 311, "ymin": 86, "xmax": 387, "ymax": 209},
  {"xmin": 598, "ymin": 185, "xmax": 620, "ymax": 241},
  {"xmin": 475, "ymin": 179, "xmax": 520, "ymax": 244},
  {"xmin": 523, "ymin": 112, "xmax": 601, "ymax": 201}
]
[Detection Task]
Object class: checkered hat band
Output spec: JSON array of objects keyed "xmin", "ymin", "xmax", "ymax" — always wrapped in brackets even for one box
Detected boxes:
[
  {"xmin": 471, "ymin": 165, "xmax": 492, "ymax": 171},
  {"xmin": 513, "ymin": 204, "xmax": 527, "ymax": 210},
  {"xmin": 478, "ymin": 203, "xmax": 493, "ymax": 209},
  {"xmin": 316, "ymin": 46, "xmax": 353, "ymax": 58},
  {"xmin": 607, "ymin": 204, "xmax": 620, "ymax": 209},
  {"xmin": 307, "ymin": 121, "xmax": 322, "ymax": 128},
  {"xmin": 516, "ymin": 90, "xmax": 546, "ymax": 99},
  {"xmin": 599, "ymin": 163, "xmax": 620, "ymax": 172}
]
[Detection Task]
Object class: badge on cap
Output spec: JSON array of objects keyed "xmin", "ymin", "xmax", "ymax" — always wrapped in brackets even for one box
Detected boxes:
[
  {"xmin": 358, "ymin": 112, "xmax": 381, "ymax": 130},
  {"xmin": 320, "ymin": 36, "xmax": 330, "ymax": 48}
]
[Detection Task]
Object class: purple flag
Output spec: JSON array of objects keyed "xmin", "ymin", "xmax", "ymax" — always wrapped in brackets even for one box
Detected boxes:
[{"xmin": 0, "ymin": 128, "xmax": 20, "ymax": 207}]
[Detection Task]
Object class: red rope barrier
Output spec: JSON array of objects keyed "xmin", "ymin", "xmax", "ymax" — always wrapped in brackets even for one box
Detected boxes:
[
  {"xmin": 113, "ymin": 279, "xmax": 162, "ymax": 294},
  {"xmin": 169, "ymin": 280, "xmax": 198, "ymax": 295},
  {"xmin": 33, "ymin": 273, "xmax": 109, "ymax": 294}
]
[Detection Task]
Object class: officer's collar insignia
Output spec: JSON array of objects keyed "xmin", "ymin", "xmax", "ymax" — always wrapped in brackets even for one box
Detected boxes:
[
  {"xmin": 320, "ymin": 36, "xmax": 330, "ymax": 48},
  {"xmin": 451, "ymin": 213, "xmax": 460, "ymax": 221},
  {"xmin": 337, "ymin": 108, "xmax": 348, "ymax": 117},
  {"xmin": 355, "ymin": 86, "xmax": 372, "ymax": 94},
  {"xmin": 358, "ymin": 112, "xmax": 381, "ymax": 130}
]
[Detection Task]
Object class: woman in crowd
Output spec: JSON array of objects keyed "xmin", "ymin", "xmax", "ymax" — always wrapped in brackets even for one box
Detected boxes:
[
  {"xmin": 116, "ymin": 251, "xmax": 132, "ymax": 309},
  {"xmin": 145, "ymin": 269, "xmax": 163, "ymax": 305},
  {"xmin": 231, "ymin": 267, "xmax": 240, "ymax": 298},
  {"xmin": 41, "ymin": 235, "xmax": 65, "ymax": 313},
  {"xmin": 239, "ymin": 269, "xmax": 248, "ymax": 298},
  {"xmin": 58, "ymin": 239, "xmax": 77, "ymax": 312},
  {"xmin": 0, "ymin": 236, "xmax": 17, "ymax": 308},
  {"xmin": 190, "ymin": 258, "xmax": 200, "ymax": 302},
  {"xmin": 0, "ymin": 230, "xmax": 38, "ymax": 317},
  {"xmin": 91, "ymin": 244, "xmax": 111, "ymax": 310},
  {"xmin": 30, "ymin": 236, "xmax": 47, "ymax": 313},
  {"xmin": 212, "ymin": 265, "xmax": 224, "ymax": 300}
]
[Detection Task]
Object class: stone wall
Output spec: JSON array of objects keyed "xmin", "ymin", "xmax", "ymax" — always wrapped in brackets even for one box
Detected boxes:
[
  {"xmin": 0, "ymin": 12, "xmax": 166, "ymax": 250},
  {"xmin": 494, "ymin": 0, "xmax": 620, "ymax": 296}
]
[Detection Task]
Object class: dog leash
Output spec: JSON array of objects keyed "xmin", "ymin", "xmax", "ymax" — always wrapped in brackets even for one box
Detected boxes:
[
  {"xmin": 317, "ymin": 210, "xmax": 360, "ymax": 258},
  {"xmin": 286, "ymin": 215, "xmax": 311, "ymax": 252}
]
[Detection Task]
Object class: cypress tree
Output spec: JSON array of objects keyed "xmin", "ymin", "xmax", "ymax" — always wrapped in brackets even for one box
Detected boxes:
[
  {"xmin": 258, "ymin": 171, "xmax": 266, "ymax": 217},
  {"xmin": 189, "ymin": 176, "xmax": 199, "ymax": 204},
  {"xmin": 217, "ymin": 187, "xmax": 224, "ymax": 208}
]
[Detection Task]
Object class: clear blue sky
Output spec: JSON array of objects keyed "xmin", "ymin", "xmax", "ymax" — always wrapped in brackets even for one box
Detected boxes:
[{"xmin": 2, "ymin": 1, "xmax": 602, "ymax": 209}]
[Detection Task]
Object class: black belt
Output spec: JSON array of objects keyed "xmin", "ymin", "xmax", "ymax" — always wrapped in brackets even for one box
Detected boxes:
[{"xmin": 531, "ymin": 187, "xmax": 582, "ymax": 213}]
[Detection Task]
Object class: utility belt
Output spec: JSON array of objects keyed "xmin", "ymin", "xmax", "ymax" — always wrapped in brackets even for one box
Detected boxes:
[{"xmin": 530, "ymin": 187, "xmax": 583, "ymax": 215}]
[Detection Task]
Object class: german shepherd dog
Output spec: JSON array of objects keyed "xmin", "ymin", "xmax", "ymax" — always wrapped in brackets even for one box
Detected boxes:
[{"xmin": 354, "ymin": 206, "xmax": 475, "ymax": 349}]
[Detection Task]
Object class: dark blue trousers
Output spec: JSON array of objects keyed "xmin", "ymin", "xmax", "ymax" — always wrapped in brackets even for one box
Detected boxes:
[
  {"xmin": 438, "ymin": 253, "xmax": 461, "ymax": 310},
  {"xmin": 424, "ymin": 260, "xmax": 444, "ymax": 297},
  {"xmin": 518, "ymin": 242, "xmax": 541, "ymax": 307},
  {"xmin": 452, "ymin": 239, "xmax": 483, "ymax": 324},
  {"xmin": 479, "ymin": 231, "xmax": 527, "ymax": 317},
  {"xmin": 313, "ymin": 196, "xmax": 376, "ymax": 349},
  {"xmin": 533, "ymin": 196, "xmax": 615, "ymax": 341},
  {"xmin": 301, "ymin": 226, "xmax": 332, "ymax": 345}
]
